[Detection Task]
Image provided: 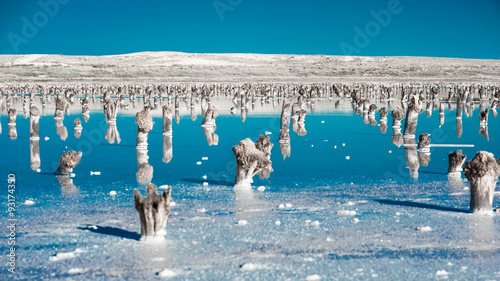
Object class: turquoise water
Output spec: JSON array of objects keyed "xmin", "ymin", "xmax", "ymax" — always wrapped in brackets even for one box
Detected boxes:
[{"xmin": 1, "ymin": 97, "xmax": 500, "ymax": 280}]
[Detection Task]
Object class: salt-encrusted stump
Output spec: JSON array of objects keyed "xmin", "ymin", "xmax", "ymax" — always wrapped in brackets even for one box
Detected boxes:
[
  {"xmin": 368, "ymin": 104, "xmax": 377, "ymax": 116},
  {"xmin": 55, "ymin": 118, "xmax": 68, "ymax": 141},
  {"xmin": 439, "ymin": 102, "xmax": 445, "ymax": 126},
  {"xmin": 418, "ymin": 133, "xmax": 431, "ymax": 152},
  {"xmin": 404, "ymin": 138, "xmax": 419, "ymax": 179},
  {"xmin": 55, "ymin": 151, "xmax": 82, "ymax": 175},
  {"xmin": 463, "ymin": 151, "xmax": 500, "ymax": 213},
  {"xmin": 449, "ymin": 150, "xmax": 467, "ymax": 173},
  {"xmin": 379, "ymin": 107, "xmax": 388, "ymax": 134},
  {"xmin": 30, "ymin": 106, "xmax": 41, "ymax": 171},
  {"xmin": 404, "ymin": 93, "xmax": 423, "ymax": 137},
  {"xmin": 103, "ymin": 99, "xmax": 118, "ymax": 121},
  {"xmin": 391, "ymin": 107, "xmax": 405, "ymax": 127},
  {"xmin": 279, "ymin": 103, "xmax": 292, "ymax": 160},
  {"xmin": 136, "ymin": 109, "xmax": 154, "ymax": 149},
  {"xmin": 201, "ymin": 105, "xmax": 218, "ymax": 127},
  {"xmin": 233, "ymin": 135, "xmax": 273, "ymax": 187},
  {"xmin": 8, "ymin": 108, "xmax": 17, "ymax": 140},
  {"xmin": 162, "ymin": 105, "xmax": 174, "ymax": 162},
  {"xmin": 74, "ymin": 118, "xmax": 82, "ymax": 139},
  {"xmin": 54, "ymin": 96, "xmax": 66, "ymax": 119},
  {"xmin": 134, "ymin": 184, "xmax": 173, "ymax": 240}
]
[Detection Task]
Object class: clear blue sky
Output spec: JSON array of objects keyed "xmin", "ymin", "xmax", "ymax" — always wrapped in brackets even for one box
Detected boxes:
[{"xmin": 1, "ymin": 0, "xmax": 499, "ymax": 59}]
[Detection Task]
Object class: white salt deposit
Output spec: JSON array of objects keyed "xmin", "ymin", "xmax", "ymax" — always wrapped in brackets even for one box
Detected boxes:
[
  {"xmin": 278, "ymin": 204, "xmax": 285, "ymax": 209},
  {"xmin": 170, "ymin": 201, "xmax": 176, "ymax": 207},
  {"xmin": 44, "ymin": 136, "xmax": 49, "ymax": 141},
  {"xmin": 337, "ymin": 210, "xmax": 356, "ymax": 215},
  {"xmin": 417, "ymin": 226, "xmax": 432, "ymax": 232},
  {"xmin": 202, "ymin": 175, "xmax": 207, "ymax": 179},
  {"xmin": 36, "ymin": 169, "xmax": 41, "ymax": 172},
  {"xmin": 240, "ymin": 263, "xmax": 256, "ymax": 271},
  {"xmin": 257, "ymin": 186, "xmax": 266, "ymax": 191},
  {"xmin": 275, "ymin": 220, "xmax": 281, "ymax": 226},
  {"xmin": 196, "ymin": 161, "xmax": 202, "ymax": 165},
  {"xmin": 237, "ymin": 220, "xmax": 248, "ymax": 226},
  {"xmin": 202, "ymin": 157, "xmax": 208, "ymax": 160},
  {"xmin": 342, "ymin": 143, "xmax": 345, "ymax": 146},
  {"xmin": 23, "ymin": 200, "xmax": 35, "ymax": 205},
  {"xmin": 321, "ymin": 121, "xmax": 325, "ymax": 123},
  {"xmin": 109, "ymin": 191, "xmax": 117, "ymax": 196},
  {"xmin": 68, "ymin": 268, "xmax": 86, "ymax": 274},
  {"xmin": 351, "ymin": 218, "xmax": 360, "ymax": 223},
  {"xmin": 345, "ymin": 156, "xmax": 350, "ymax": 160},
  {"xmin": 436, "ymin": 270, "xmax": 449, "ymax": 276},
  {"xmin": 69, "ymin": 173, "xmax": 75, "ymax": 178},
  {"xmin": 203, "ymin": 182, "xmax": 208, "ymax": 186},
  {"xmin": 196, "ymin": 208, "xmax": 207, "ymax": 213},
  {"xmin": 157, "ymin": 268, "xmax": 178, "ymax": 278},
  {"xmin": 285, "ymin": 203, "xmax": 293, "ymax": 208},
  {"xmin": 49, "ymin": 251, "xmax": 75, "ymax": 261},
  {"xmin": 311, "ymin": 221, "xmax": 320, "ymax": 226},
  {"xmin": 90, "ymin": 171, "xmax": 101, "ymax": 175},
  {"xmin": 306, "ymin": 274, "xmax": 322, "ymax": 280}
]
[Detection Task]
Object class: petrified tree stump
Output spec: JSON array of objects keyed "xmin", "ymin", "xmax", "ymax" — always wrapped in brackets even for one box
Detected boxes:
[
  {"xmin": 134, "ymin": 184, "xmax": 173, "ymax": 240},
  {"xmin": 463, "ymin": 151, "xmax": 500, "ymax": 212},
  {"xmin": 403, "ymin": 93, "xmax": 423, "ymax": 137},
  {"xmin": 391, "ymin": 107, "xmax": 405, "ymax": 127},
  {"xmin": 136, "ymin": 109, "xmax": 154, "ymax": 149}
]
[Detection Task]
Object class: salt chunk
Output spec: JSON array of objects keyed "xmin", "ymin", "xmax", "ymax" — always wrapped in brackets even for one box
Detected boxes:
[
  {"xmin": 257, "ymin": 186, "xmax": 266, "ymax": 192},
  {"xmin": 342, "ymin": 143, "xmax": 345, "ymax": 146},
  {"xmin": 44, "ymin": 136, "xmax": 49, "ymax": 141},
  {"xmin": 305, "ymin": 219, "xmax": 312, "ymax": 223},
  {"xmin": 311, "ymin": 145, "xmax": 314, "ymax": 147},
  {"xmin": 68, "ymin": 268, "xmax": 86, "ymax": 274},
  {"xmin": 334, "ymin": 145, "xmax": 337, "ymax": 149},
  {"xmin": 436, "ymin": 270, "xmax": 448, "ymax": 276},
  {"xmin": 202, "ymin": 157, "xmax": 208, "ymax": 160},
  {"xmin": 36, "ymin": 169, "xmax": 41, "ymax": 173},
  {"xmin": 345, "ymin": 156, "xmax": 350, "ymax": 160},
  {"xmin": 240, "ymin": 263, "xmax": 256, "ymax": 271},
  {"xmin": 202, "ymin": 175, "xmax": 207, "ymax": 179},
  {"xmin": 351, "ymin": 218, "xmax": 360, "ymax": 223},
  {"xmin": 109, "ymin": 191, "xmax": 117, "ymax": 196},
  {"xmin": 275, "ymin": 220, "xmax": 281, "ymax": 226},
  {"xmin": 278, "ymin": 204, "xmax": 285, "ymax": 209},
  {"xmin": 285, "ymin": 203, "xmax": 293, "ymax": 208},
  {"xmin": 321, "ymin": 121, "xmax": 325, "ymax": 123},
  {"xmin": 69, "ymin": 173, "xmax": 75, "ymax": 178},
  {"xmin": 345, "ymin": 201, "xmax": 354, "ymax": 206},
  {"xmin": 203, "ymin": 182, "xmax": 208, "ymax": 186},
  {"xmin": 311, "ymin": 221, "xmax": 320, "ymax": 226},
  {"xmin": 196, "ymin": 208, "xmax": 206, "ymax": 213},
  {"xmin": 395, "ymin": 212, "xmax": 401, "ymax": 216},
  {"xmin": 306, "ymin": 274, "xmax": 322, "ymax": 281},
  {"xmin": 447, "ymin": 262, "xmax": 453, "ymax": 266},
  {"xmin": 337, "ymin": 210, "xmax": 356, "ymax": 215},
  {"xmin": 326, "ymin": 237, "xmax": 334, "ymax": 242},
  {"xmin": 49, "ymin": 251, "xmax": 75, "ymax": 261},
  {"xmin": 417, "ymin": 226, "xmax": 432, "ymax": 232},
  {"xmin": 170, "ymin": 201, "xmax": 176, "ymax": 207},
  {"xmin": 389, "ymin": 150, "xmax": 392, "ymax": 153},
  {"xmin": 196, "ymin": 161, "xmax": 202, "ymax": 165},
  {"xmin": 90, "ymin": 171, "xmax": 101, "ymax": 175},
  {"xmin": 265, "ymin": 131, "xmax": 272, "ymax": 135},
  {"xmin": 237, "ymin": 220, "xmax": 248, "ymax": 226},
  {"xmin": 157, "ymin": 268, "xmax": 178, "ymax": 278},
  {"xmin": 23, "ymin": 200, "xmax": 35, "ymax": 205}
]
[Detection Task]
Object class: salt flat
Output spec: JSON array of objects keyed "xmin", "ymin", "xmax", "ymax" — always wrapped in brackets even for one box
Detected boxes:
[{"xmin": 0, "ymin": 52, "xmax": 499, "ymax": 83}]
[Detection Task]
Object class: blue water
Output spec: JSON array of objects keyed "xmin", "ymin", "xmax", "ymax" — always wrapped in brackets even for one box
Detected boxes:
[{"xmin": 1, "ymin": 97, "xmax": 500, "ymax": 280}]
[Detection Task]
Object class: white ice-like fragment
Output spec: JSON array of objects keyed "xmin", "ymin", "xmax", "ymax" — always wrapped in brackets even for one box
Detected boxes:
[
  {"xmin": 447, "ymin": 262, "xmax": 453, "ymax": 266},
  {"xmin": 196, "ymin": 161, "xmax": 202, "ymax": 165},
  {"xmin": 109, "ymin": 191, "xmax": 117, "ymax": 196},
  {"xmin": 265, "ymin": 131, "xmax": 272, "ymax": 135},
  {"xmin": 202, "ymin": 157, "xmax": 208, "ymax": 160},
  {"xmin": 334, "ymin": 145, "xmax": 337, "ymax": 149},
  {"xmin": 326, "ymin": 237, "xmax": 334, "ymax": 242},
  {"xmin": 311, "ymin": 145, "xmax": 314, "ymax": 147},
  {"xmin": 49, "ymin": 251, "xmax": 75, "ymax": 261},
  {"xmin": 311, "ymin": 221, "xmax": 320, "ymax": 226},
  {"xmin": 306, "ymin": 274, "xmax": 322, "ymax": 281},
  {"xmin": 389, "ymin": 150, "xmax": 392, "ymax": 153},
  {"xmin": 36, "ymin": 169, "xmax": 41, "ymax": 173},
  {"xmin": 157, "ymin": 268, "xmax": 178, "ymax": 278},
  {"xmin": 436, "ymin": 270, "xmax": 449, "ymax": 276},
  {"xmin": 203, "ymin": 182, "xmax": 208, "ymax": 186},
  {"xmin": 278, "ymin": 204, "xmax": 285, "ymax": 209},
  {"xmin": 170, "ymin": 201, "xmax": 176, "ymax": 207},
  {"xmin": 321, "ymin": 121, "xmax": 325, "ymax": 123},
  {"xmin": 417, "ymin": 226, "xmax": 432, "ymax": 232},
  {"xmin": 257, "ymin": 186, "xmax": 266, "ymax": 192},
  {"xmin": 23, "ymin": 200, "xmax": 35, "ymax": 205},
  {"xmin": 196, "ymin": 208, "xmax": 206, "ymax": 213},
  {"xmin": 303, "ymin": 257, "xmax": 315, "ymax": 262},
  {"xmin": 395, "ymin": 212, "xmax": 401, "ymax": 216},
  {"xmin": 202, "ymin": 175, "xmax": 207, "ymax": 179},
  {"xmin": 237, "ymin": 220, "xmax": 248, "ymax": 226},
  {"xmin": 275, "ymin": 220, "xmax": 281, "ymax": 226},
  {"xmin": 68, "ymin": 268, "xmax": 86, "ymax": 274},
  {"xmin": 463, "ymin": 186, "xmax": 469, "ymax": 190},
  {"xmin": 351, "ymin": 218, "xmax": 360, "ymax": 223},
  {"xmin": 345, "ymin": 201, "xmax": 354, "ymax": 206},
  {"xmin": 90, "ymin": 171, "xmax": 101, "ymax": 175},
  {"xmin": 240, "ymin": 263, "xmax": 256, "ymax": 271},
  {"xmin": 337, "ymin": 210, "xmax": 356, "ymax": 215},
  {"xmin": 305, "ymin": 219, "xmax": 312, "ymax": 223},
  {"xmin": 69, "ymin": 173, "xmax": 75, "ymax": 178},
  {"xmin": 285, "ymin": 203, "xmax": 293, "ymax": 208},
  {"xmin": 342, "ymin": 143, "xmax": 345, "ymax": 146},
  {"xmin": 44, "ymin": 136, "xmax": 49, "ymax": 141},
  {"xmin": 345, "ymin": 156, "xmax": 350, "ymax": 160},
  {"xmin": 89, "ymin": 225, "xmax": 98, "ymax": 230}
]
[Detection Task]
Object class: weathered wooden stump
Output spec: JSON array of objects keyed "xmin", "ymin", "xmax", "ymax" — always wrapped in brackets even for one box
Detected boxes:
[
  {"xmin": 55, "ymin": 151, "xmax": 82, "ymax": 175},
  {"xmin": 233, "ymin": 135, "xmax": 273, "ymax": 187}
]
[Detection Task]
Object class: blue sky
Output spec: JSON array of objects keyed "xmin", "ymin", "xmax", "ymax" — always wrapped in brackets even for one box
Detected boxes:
[{"xmin": 1, "ymin": 0, "xmax": 499, "ymax": 59}]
